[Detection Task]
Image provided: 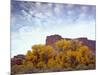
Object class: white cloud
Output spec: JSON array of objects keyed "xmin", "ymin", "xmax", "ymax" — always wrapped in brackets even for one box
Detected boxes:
[
  {"xmin": 66, "ymin": 4, "xmax": 75, "ymax": 9},
  {"xmin": 80, "ymin": 6, "xmax": 89, "ymax": 13},
  {"xmin": 54, "ymin": 4, "xmax": 64, "ymax": 16}
]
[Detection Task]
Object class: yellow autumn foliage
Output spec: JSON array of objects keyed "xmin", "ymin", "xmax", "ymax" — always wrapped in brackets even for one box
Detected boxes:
[{"xmin": 11, "ymin": 39, "xmax": 95, "ymax": 74}]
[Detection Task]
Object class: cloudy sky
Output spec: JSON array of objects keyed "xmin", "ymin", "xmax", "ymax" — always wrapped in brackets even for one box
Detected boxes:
[{"xmin": 11, "ymin": 1, "xmax": 96, "ymax": 57}]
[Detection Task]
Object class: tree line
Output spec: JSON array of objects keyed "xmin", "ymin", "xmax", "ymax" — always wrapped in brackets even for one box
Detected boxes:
[{"xmin": 11, "ymin": 39, "xmax": 95, "ymax": 74}]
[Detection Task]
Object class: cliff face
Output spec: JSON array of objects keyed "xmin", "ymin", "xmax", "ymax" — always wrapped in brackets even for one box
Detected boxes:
[
  {"xmin": 46, "ymin": 35, "xmax": 62, "ymax": 46},
  {"xmin": 46, "ymin": 35, "xmax": 96, "ymax": 54},
  {"xmin": 77, "ymin": 38, "xmax": 96, "ymax": 54}
]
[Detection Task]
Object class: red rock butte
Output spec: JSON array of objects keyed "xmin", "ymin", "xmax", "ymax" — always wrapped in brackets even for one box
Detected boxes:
[{"xmin": 46, "ymin": 34, "xmax": 96, "ymax": 54}]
